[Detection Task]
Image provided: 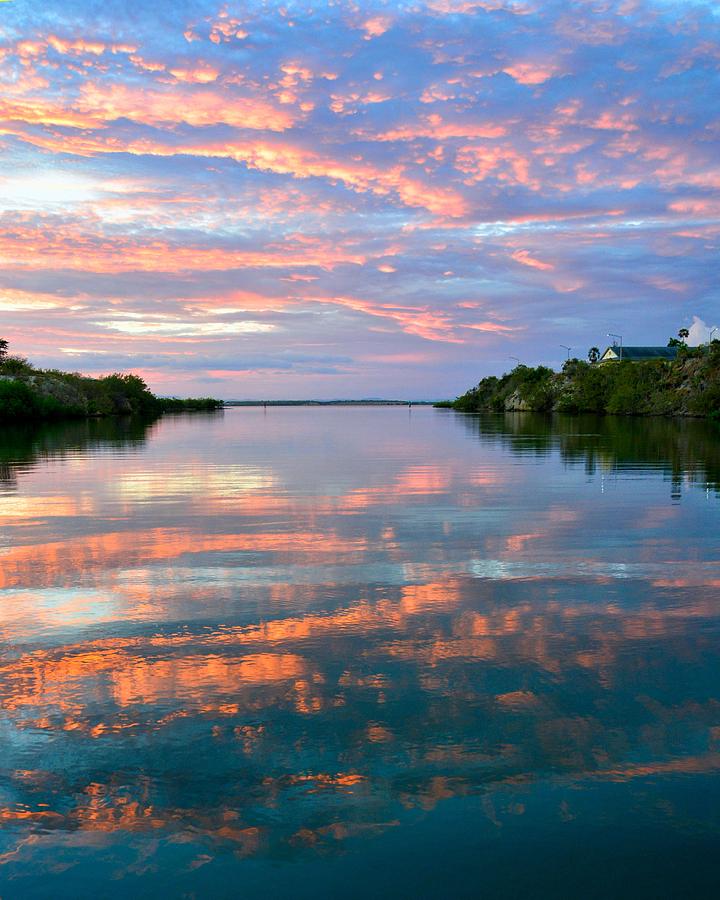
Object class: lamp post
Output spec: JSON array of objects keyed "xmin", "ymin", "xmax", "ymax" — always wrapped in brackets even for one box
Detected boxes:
[
  {"xmin": 607, "ymin": 332, "xmax": 623, "ymax": 347},
  {"xmin": 509, "ymin": 356, "xmax": 520, "ymax": 368},
  {"xmin": 560, "ymin": 344, "xmax": 571, "ymax": 360},
  {"xmin": 711, "ymin": 327, "xmax": 718, "ymax": 343}
]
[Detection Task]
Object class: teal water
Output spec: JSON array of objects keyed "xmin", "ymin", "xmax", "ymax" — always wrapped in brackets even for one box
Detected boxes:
[{"xmin": 0, "ymin": 408, "xmax": 718, "ymax": 897}]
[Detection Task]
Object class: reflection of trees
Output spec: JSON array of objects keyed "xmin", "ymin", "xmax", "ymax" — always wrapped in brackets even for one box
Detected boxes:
[
  {"xmin": 0, "ymin": 417, "xmax": 159, "ymax": 490},
  {"xmin": 457, "ymin": 412, "xmax": 720, "ymax": 493}
]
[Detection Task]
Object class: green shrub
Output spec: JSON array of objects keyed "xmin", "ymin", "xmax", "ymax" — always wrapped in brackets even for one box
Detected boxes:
[
  {"xmin": 0, "ymin": 355, "xmax": 35, "ymax": 376},
  {"xmin": 0, "ymin": 380, "xmax": 40, "ymax": 419},
  {"xmin": 452, "ymin": 352, "xmax": 720, "ymax": 418},
  {"xmin": 689, "ymin": 383, "xmax": 720, "ymax": 417}
]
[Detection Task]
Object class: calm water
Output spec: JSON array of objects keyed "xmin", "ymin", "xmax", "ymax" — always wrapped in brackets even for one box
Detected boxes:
[{"xmin": 0, "ymin": 408, "xmax": 719, "ymax": 898}]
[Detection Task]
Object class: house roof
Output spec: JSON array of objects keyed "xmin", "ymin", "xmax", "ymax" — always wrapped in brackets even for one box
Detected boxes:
[{"xmin": 601, "ymin": 345, "xmax": 678, "ymax": 361}]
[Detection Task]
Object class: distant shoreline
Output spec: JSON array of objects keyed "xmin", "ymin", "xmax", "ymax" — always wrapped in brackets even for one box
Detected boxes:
[{"xmin": 223, "ymin": 400, "xmax": 437, "ymax": 407}]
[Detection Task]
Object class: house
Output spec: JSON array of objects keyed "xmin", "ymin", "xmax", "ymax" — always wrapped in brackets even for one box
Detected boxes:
[{"xmin": 599, "ymin": 345, "xmax": 679, "ymax": 363}]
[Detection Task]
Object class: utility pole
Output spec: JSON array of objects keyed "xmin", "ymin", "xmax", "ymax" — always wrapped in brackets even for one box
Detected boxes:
[
  {"xmin": 560, "ymin": 344, "xmax": 571, "ymax": 360},
  {"xmin": 607, "ymin": 332, "xmax": 623, "ymax": 348}
]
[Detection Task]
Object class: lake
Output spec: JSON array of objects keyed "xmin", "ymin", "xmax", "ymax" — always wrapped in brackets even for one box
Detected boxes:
[{"xmin": 0, "ymin": 407, "xmax": 719, "ymax": 897}]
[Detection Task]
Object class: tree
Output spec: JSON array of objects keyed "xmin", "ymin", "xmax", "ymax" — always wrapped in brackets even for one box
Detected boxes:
[
  {"xmin": 588, "ymin": 347, "xmax": 600, "ymax": 364},
  {"xmin": 0, "ymin": 355, "xmax": 33, "ymax": 375},
  {"xmin": 678, "ymin": 327, "xmax": 689, "ymax": 342},
  {"xmin": 0, "ymin": 339, "xmax": 7, "ymax": 362}
]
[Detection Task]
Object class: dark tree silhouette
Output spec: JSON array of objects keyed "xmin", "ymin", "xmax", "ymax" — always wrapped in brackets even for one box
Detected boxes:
[
  {"xmin": 0, "ymin": 339, "xmax": 8, "ymax": 362},
  {"xmin": 588, "ymin": 347, "xmax": 600, "ymax": 363},
  {"xmin": 678, "ymin": 328, "xmax": 689, "ymax": 341}
]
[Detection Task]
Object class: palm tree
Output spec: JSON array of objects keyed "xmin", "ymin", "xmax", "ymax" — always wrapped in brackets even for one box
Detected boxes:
[
  {"xmin": 0, "ymin": 339, "xmax": 8, "ymax": 362},
  {"xmin": 678, "ymin": 328, "xmax": 689, "ymax": 342},
  {"xmin": 588, "ymin": 347, "xmax": 600, "ymax": 363}
]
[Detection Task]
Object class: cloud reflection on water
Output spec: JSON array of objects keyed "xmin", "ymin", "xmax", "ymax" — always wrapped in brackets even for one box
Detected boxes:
[{"xmin": 0, "ymin": 409, "xmax": 718, "ymax": 893}]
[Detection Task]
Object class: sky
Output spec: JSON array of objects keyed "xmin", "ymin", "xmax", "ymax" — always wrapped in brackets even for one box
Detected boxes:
[{"xmin": 0, "ymin": 0, "xmax": 719, "ymax": 399}]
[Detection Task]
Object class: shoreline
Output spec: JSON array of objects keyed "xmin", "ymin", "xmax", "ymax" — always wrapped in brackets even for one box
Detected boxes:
[
  {"xmin": 0, "ymin": 370, "xmax": 222, "ymax": 423},
  {"xmin": 441, "ymin": 347, "xmax": 720, "ymax": 420},
  {"xmin": 223, "ymin": 400, "xmax": 436, "ymax": 407},
  {"xmin": 434, "ymin": 405, "xmax": 719, "ymax": 421}
]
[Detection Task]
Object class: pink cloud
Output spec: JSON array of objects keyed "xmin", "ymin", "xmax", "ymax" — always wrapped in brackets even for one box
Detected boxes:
[
  {"xmin": 80, "ymin": 82, "xmax": 296, "ymax": 129},
  {"xmin": 5, "ymin": 120, "xmax": 468, "ymax": 216},
  {"xmin": 167, "ymin": 64, "xmax": 220, "ymax": 83},
  {"xmin": 502, "ymin": 61, "xmax": 559, "ymax": 85},
  {"xmin": 590, "ymin": 110, "xmax": 638, "ymax": 131},
  {"xmin": 463, "ymin": 321, "xmax": 516, "ymax": 332},
  {"xmin": 0, "ymin": 220, "xmax": 373, "ymax": 273},
  {"xmin": 511, "ymin": 250, "xmax": 555, "ymax": 270},
  {"xmin": 0, "ymin": 82, "xmax": 297, "ymax": 131},
  {"xmin": 309, "ymin": 295, "xmax": 464, "ymax": 342},
  {"xmin": 47, "ymin": 35, "xmax": 108, "ymax": 56},
  {"xmin": 373, "ymin": 115, "xmax": 507, "ymax": 142},
  {"xmin": 362, "ymin": 16, "xmax": 393, "ymax": 39},
  {"xmin": 455, "ymin": 144, "xmax": 537, "ymax": 188},
  {"xmin": 426, "ymin": 0, "xmax": 534, "ymax": 14}
]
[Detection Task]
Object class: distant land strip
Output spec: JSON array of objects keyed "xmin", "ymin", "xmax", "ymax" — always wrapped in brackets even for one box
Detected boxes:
[{"xmin": 224, "ymin": 400, "xmax": 437, "ymax": 407}]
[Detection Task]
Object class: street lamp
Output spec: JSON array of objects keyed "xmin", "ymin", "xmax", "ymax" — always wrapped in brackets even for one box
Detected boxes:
[
  {"xmin": 711, "ymin": 327, "xmax": 718, "ymax": 343},
  {"xmin": 509, "ymin": 356, "xmax": 521, "ymax": 367},
  {"xmin": 607, "ymin": 332, "xmax": 623, "ymax": 347},
  {"xmin": 560, "ymin": 344, "xmax": 571, "ymax": 360}
]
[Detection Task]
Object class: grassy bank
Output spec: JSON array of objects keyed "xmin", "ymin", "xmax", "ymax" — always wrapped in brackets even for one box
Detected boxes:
[
  {"xmin": 0, "ymin": 348, "xmax": 222, "ymax": 422},
  {"xmin": 442, "ymin": 342, "xmax": 720, "ymax": 418}
]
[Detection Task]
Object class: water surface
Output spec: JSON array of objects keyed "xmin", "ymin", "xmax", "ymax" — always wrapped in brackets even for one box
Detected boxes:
[{"xmin": 0, "ymin": 408, "xmax": 719, "ymax": 897}]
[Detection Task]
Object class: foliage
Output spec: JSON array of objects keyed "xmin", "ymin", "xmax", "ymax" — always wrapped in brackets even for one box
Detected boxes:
[
  {"xmin": 0, "ymin": 379, "xmax": 39, "ymax": 420},
  {"xmin": 157, "ymin": 397, "xmax": 224, "ymax": 412},
  {"xmin": 100, "ymin": 373, "xmax": 160, "ymax": 415},
  {"xmin": 0, "ymin": 378, "xmax": 84, "ymax": 420},
  {"xmin": 451, "ymin": 346, "xmax": 720, "ymax": 419},
  {"xmin": 669, "ymin": 327, "xmax": 690, "ymax": 348},
  {"xmin": 0, "ymin": 340, "xmax": 222, "ymax": 422},
  {"xmin": 0, "ymin": 355, "xmax": 36, "ymax": 376}
]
